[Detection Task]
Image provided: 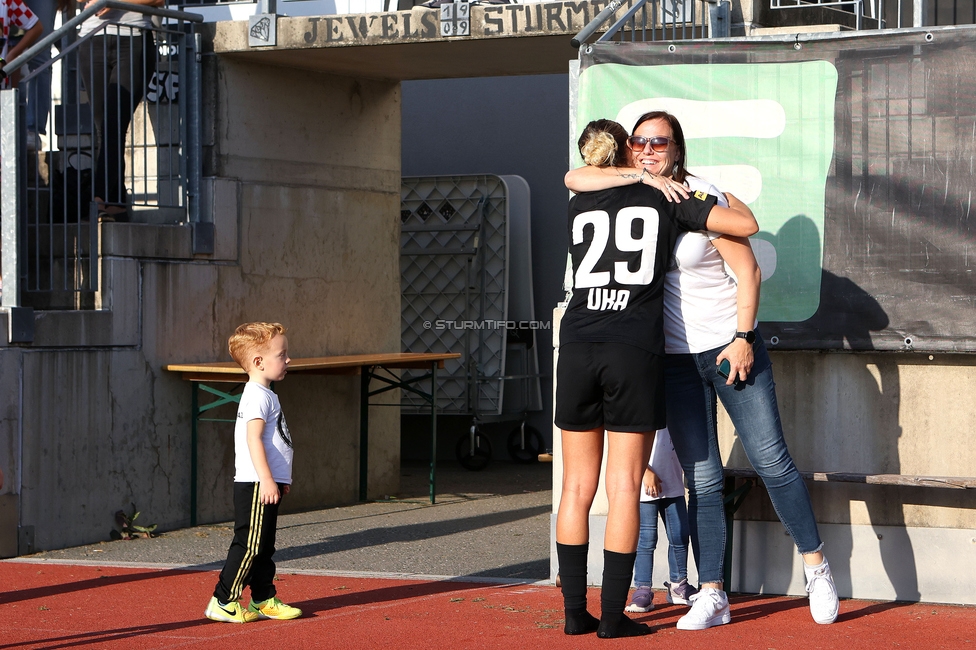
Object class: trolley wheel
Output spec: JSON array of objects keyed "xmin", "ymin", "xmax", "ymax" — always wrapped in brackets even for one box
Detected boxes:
[
  {"xmin": 456, "ymin": 429, "xmax": 492, "ymax": 471},
  {"xmin": 507, "ymin": 425, "xmax": 543, "ymax": 464}
]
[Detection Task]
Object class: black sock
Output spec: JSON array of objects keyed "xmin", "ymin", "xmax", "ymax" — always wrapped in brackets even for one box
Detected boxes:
[
  {"xmin": 556, "ymin": 542, "xmax": 597, "ymax": 635},
  {"xmin": 597, "ymin": 550, "xmax": 652, "ymax": 638},
  {"xmin": 597, "ymin": 613, "xmax": 654, "ymax": 638},
  {"xmin": 564, "ymin": 608, "xmax": 600, "ymax": 635}
]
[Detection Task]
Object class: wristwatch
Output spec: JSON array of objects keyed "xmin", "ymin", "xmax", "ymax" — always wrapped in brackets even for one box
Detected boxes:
[{"xmin": 734, "ymin": 330, "xmax": 756, "ymax": 344}]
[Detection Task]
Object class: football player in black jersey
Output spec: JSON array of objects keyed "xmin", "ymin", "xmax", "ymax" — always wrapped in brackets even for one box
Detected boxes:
[{"xmin": 554, "ymin": 119, "xmax": 758, "ymax": 638}]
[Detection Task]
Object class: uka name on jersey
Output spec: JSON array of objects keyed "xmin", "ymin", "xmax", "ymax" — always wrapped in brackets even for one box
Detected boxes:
[{"xmin": 587, "ymin": 287, "xmax": 630, "ymax": 311}]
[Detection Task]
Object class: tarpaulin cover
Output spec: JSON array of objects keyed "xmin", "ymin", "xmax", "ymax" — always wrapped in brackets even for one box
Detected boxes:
[{"xmin": 576, "ymin": 26, "xmax": 976, "ymax": 352}]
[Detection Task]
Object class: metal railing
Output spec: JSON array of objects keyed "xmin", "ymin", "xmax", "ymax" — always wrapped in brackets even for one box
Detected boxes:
[
  {"xmin": 772, "ymin": 0, "xmax": 874, "ymax": 29},
  {"xmin": 573, "ymin": 0, "xmax": 976, "ymax": 45},
  {"xmin": 930, "ymin": 0, "xmax": 976, "ymax": 24},
  {"xmin": 572, "ymin": 0, "xmax": 724, "ymax": 48},
  {"xmin": 0, "ymin": 1, "xmax": 203, "ymax": 312},
  {"xmin": 771, "ymin": 0, "xmax": 975, "ymax": 29}
]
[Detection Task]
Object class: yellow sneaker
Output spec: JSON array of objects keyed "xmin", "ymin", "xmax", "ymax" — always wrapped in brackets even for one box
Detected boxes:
[
  {"xmin": 205, "ymin": 597, "xmax": 260, "ymax": 623},
  {"xmin": 248, "ymin": 596, "xmax": 303, "ymax": 620}
]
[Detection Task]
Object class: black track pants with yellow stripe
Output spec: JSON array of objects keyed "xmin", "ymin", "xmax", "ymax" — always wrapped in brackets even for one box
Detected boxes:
[{"xmin": 213, "ymin": 481, "xmax": 282, "ymax": 603}]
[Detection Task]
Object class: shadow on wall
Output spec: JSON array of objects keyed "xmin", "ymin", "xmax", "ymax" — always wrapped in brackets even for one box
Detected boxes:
[
  {"xmin": 731, "ymin": 214, "xmax": 918, "ymax": 600},
  {"xmin": 806, "ymin": 271, "xmax": 916, "ymax": 600}
]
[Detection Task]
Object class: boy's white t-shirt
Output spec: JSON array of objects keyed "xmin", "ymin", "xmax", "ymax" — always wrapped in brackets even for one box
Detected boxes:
[
  {"xmin": 641, "ymin": 428, "xmax": 685, "ymax": 502},
  {"xmin": 234, "ymin": 382, "xmax": 294, "ymax": 484},
  {"xmin": 663, "ymin": 176, "xmax": 757, "ymax": 354}
]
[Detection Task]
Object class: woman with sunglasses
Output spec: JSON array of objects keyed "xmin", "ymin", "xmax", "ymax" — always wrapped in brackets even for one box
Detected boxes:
[
  {"xmin": 565, "ymin": 110, "xmax": 839, "ymax": 631},
  {"xmin": 555, "ymin": 118, "xmax": 759, "ymax": 639}
]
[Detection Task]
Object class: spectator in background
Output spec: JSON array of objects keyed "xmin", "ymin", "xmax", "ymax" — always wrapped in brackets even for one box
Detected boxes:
[
  {"xmin": 77, "ymin": 0, "xmax": 161, "ymax": 221},
  {"xmin": 23, "ymin": 0, "xmax": 69, "ymax": 152},
  {"xmin": 0, "ymin": 0, "xmax": 43, "ymax": 88}
]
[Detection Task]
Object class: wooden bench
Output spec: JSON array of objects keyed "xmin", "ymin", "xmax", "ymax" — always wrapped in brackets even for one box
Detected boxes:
[
  {"xmin": 725, "ymin": 468, "xmax": 976, "ymax": 489},
  {"xmin": 165, "ymin": 352, "xmax": 460, "ymax": 525},
  {"xmin": 721, "ymin": 467, "xmax": 976, "ymax": 588}
]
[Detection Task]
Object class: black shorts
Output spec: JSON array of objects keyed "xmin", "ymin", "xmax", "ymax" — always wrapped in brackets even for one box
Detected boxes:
[{"xmin": 554, "ymin": 341, "xmax": 666, "ymax": 433}]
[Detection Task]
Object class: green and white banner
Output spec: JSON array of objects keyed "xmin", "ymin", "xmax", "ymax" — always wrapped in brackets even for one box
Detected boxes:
[
  {"xmin": 578, "ymin": 61, "xmax": 837, "ymax": 323},
  {"xmin": 577, "ymin": 28, "xmax": 976, "ymax": 352}
]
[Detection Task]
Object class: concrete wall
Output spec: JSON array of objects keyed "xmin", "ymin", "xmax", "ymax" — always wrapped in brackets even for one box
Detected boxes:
[
  {"xmin": 0, "ymin": 344, "xmax": 21, "ymax": 557},
  {"xmin": 0, "ymin": 58, "xmax": 402, "ymax": 554},
  {"xmin": 550, "ymin": 307, "xmax": 976, "ymax": 604}
]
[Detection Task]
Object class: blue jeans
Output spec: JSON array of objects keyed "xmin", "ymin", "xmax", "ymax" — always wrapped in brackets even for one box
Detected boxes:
[
  {"xmin": 633, "ymin": 496, "xmax": 690, "ymax": 587},
  {"xmin": 665, "ymin": 331, "xmax": 823, "ymax": 585},
  {"xmin": 24, "ymin": 0, "xmax": 57, "ymax": 135}
]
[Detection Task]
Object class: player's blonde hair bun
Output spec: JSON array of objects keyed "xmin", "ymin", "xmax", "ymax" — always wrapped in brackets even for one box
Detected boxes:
[{"xmin": 580, "ymin": 131, "xmax": 617, "ymax": 167}]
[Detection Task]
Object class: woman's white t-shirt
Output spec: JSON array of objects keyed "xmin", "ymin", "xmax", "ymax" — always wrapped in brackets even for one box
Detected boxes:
[
  {"xmin": 663, "ymin": 176, "xmax": 757, "ymax": 354},
  {"xmin": 234, "ymin": 382, "xmax": 294, "ymax": 484}
]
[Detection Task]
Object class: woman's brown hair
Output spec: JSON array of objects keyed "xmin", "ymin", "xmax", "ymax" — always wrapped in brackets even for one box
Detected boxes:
[{"xmin": 632, "ymin": 111, "xmax": 689, "ymax": 183}]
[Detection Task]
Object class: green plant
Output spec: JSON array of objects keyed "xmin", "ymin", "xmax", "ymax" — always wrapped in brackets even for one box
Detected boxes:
[{"xmin": 111, "ymin": 504, "xmax": 157, "ymax": 540}]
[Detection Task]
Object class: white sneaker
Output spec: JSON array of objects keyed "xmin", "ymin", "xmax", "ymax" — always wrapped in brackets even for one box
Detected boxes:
[
  {"xmin": 805, "ymin": 560, "xmax": 839, "ymax": 624},
  {"xmin": 676, "ymin": 587, "xmax": 730, "ymax": 630}
]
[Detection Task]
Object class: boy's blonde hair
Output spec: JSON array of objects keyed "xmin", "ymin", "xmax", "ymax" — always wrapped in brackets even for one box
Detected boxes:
[{"xmin": 228, "ymin": 322, "xmax": 286, "ymax": 370}]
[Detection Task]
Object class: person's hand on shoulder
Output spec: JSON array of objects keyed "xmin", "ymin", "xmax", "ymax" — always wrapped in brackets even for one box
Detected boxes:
[{"xmin": 639, "ymin": 169, "xmax": 689, "ymax": 203}]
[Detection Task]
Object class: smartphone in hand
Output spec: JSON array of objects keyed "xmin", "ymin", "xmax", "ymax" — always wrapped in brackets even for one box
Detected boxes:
[
  {"xmin": 718, "ymin": 359, "xmax": 746, "ymax": 384},
  {"xmin": 718, "ymin": 359, "xmax": 733, "ymax": 381}
]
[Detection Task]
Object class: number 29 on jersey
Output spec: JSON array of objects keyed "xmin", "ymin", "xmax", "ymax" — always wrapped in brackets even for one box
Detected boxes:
[{"xmin": 572, "ymin": 206, "xmax": 660, "ymax": 312}]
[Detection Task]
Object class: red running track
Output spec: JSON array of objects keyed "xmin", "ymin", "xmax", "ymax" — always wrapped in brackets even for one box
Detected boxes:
[{"xmin": 1, "ymin": 561, "xmax": 973, "ymax": 649}]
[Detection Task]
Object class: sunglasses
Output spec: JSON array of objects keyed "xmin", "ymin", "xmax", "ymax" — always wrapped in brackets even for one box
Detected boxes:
[{"xmin": 627, "ymin": 136, "xmax": 673, "ymax": 153}]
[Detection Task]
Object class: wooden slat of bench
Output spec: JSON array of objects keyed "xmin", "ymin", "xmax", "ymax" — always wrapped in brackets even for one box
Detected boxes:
[
  {"xmin": 723, "ymin": 467, "xmax": 976, "ymax": 490},
  {"xmin": 164, "ymin": 353, "xmax": 461, "ymax": 382},
  {"xmin": 164, "ymin": 352, "xmax": 460, "ymax": 375}
]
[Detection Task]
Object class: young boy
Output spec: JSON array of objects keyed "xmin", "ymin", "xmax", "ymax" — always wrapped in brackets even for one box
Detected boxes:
[{"xmin": 204, "ymin": 322, "xmax": 302, "ymax": 624}]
